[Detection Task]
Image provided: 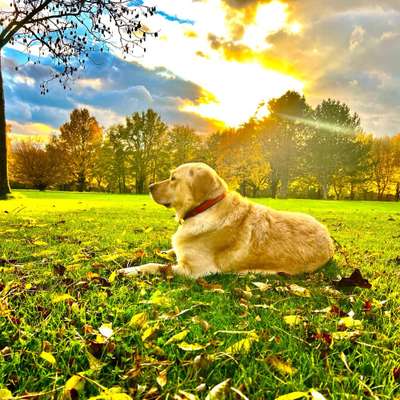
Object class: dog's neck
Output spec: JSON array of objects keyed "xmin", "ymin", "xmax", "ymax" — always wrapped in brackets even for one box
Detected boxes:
[{"xmin": 181, "ymin": 192, "xmax": 226, "ymax": 222}]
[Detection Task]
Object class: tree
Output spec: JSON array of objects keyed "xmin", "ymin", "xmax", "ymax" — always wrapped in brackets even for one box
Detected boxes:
[
  {"xmin": 0, "ymin": 1, "xmax": 156, "ymax": 196},
  {"xmin": 167, "ymin": 125, "xmax": 202, "ymax": 167},
  {"xmin": 118, "ymin": 109, "xmax": 168, "ymax": 194},
  {"xmin": 306, "ymin": 99, "xmax": 362, "ymax": 199},
  {"xmin": 13, "ymin": 140, "xmax": 63, "ymax": 190},
  {"xmin": 260, "ymin": 91, "xmax": 312, "ymax": 198},
  {"xmin": 53, "ymin": 108, "xmax": 102, "ymax": 191}
]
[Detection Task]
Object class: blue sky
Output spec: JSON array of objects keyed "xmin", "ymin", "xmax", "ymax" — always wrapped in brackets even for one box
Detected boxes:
[{"xmin": 3, "ymin": 0, "xmax": 400, "ymax": 138}]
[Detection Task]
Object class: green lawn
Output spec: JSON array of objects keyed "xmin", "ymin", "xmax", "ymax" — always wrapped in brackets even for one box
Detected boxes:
[{"xmin": 0, "ymin": 190, "xmax": 400, "ymax": 399}]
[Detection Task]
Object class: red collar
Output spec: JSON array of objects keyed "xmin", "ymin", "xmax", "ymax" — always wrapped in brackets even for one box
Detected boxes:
[{"xmin": 183, "ymin": 192, "xmax": 226, "ymax": 221}]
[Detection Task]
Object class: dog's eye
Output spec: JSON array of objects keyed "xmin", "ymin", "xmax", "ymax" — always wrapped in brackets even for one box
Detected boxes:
[{"xmin": 170, "ymin": 176, "xmax": 176, "ymax": 181}]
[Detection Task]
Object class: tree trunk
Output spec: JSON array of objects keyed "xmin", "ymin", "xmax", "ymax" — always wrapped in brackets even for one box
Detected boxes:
[
  {"xmin": 278, "ymin": 172, "xmax": 288, "ymax": 199},
  {"xmin": 321, "ymin": 182, "xmax": 329, "ymax": 200},
  {"xmin": 0, "ymin": 54, "xmax": 11, "ymax": 196},
  {"xmin": 395, "ymin": 183, "xmax": 400, "ymax": 202}
]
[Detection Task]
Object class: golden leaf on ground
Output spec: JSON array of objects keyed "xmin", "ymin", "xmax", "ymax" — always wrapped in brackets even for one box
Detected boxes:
[
  {"xmin": 205, "ymin": 379, "xmax": 231, "ymax": 400},
  {"xmin": 52, "ymin": 293, "xmax": 74, "ymax": 303},
  {"xmin": 287, "ymin": 284, "xmax": 311, "ymax": 297},
  {"xmin": 108, "ymin": 271, "xmax": 117, "ymax": 283},
  {"xmin": 175, "ymin": 390, "xmax": 198, "ymax": 400},
  {"xmin": 156, "ymin": 368, "xmax": 168, "ymax": 387},
  {"xmin": 129, "ymin": 312, "xmax": 148, "ymax": 328},
  {"xmin": 338, "ymin": 317, "xmax": 363, "ymax": 329},
  {"xmin": 283, "ymin": 315, "xmax": 304, "ymax": 326},
  {"xmin": 252, "ymin": 282, "xmax": 272, "ymax": 291},
  {"xmin": 177, "ymin": 342, "xmax": 205, "ymax": 351},
  {"xmin": 155, "ymin": 249, "xmax": 176, "ymax": 262},
  {"xmin": 166, "ymin": 329, "xmax": 189, "ymax": 345},
  {"xmin": 331, "ymin": 330, "xmax": 361, "ymax": 340},
  {"xmin": 141, "ymin": 324, "xmax": 159, "ymax": 342},
  {"xmin": 275, "ymin": 392, "xmax": 308, "ymax": 400},
  {"xmin": 88, "ymin": 386, "xmax": 132, "ymax": 400},
  {"xmin": 0, "ymin": 389, "xmax": 13, "ymax": 400},
  {"xmin": 62, "ymin": 375, "xmax": 85, "ymax": 400},
  {"xmin": 87, "ymin": 351, "xmax": 104, "ymax": 371},
  {"xmin": 224, "ymin": 332, "xmax": 258, "ymax": 355},
  {"xmin": 40, "ymin": 351, "xmax": 56, "ymax": 365},
  {"xmin": 267, "ymin": 356, "xmax": 297, "ymax": 376}
]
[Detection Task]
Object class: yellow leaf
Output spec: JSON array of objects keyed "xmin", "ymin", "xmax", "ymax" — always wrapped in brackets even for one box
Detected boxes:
[
  {"xmin": 155, "ymin": 249, "xmax": 176, "ymax": 262},
  {"xmin": 267, "ymin": 356, "xmax": 297, "ymax": 376},
  {"xmin": 0, "ymin": 389, "xmax": 13, "ymax": 400},
  {"xmin": 331, "ymin": 330, "xmax": 361, "ymax": 340},
  {"xmin": 225, "ymin": 333, "xmax": 258, "ymax": 355},
  {"xmin": 62, "ymin": 375, "xmax": 85, "ymax": 399},
  {"xmin": 275, "ymin": 392, "xmax": 308, "ymax": 400},
  {"xmin": 40, "ymin": 351, "xmax": 56, "ymax": 365},
  {"xmin": 108, "ymin": 271, "xmax": 117, "ymax": 283},
  {"xmin": 129, "ymin": 312, "xmax": 148, "ymax": 328},
  {"xmin": 33, "ymin": 240, "xmax": 48, "ymax": 246},
  {"xmin": 165, "ymin": 329, "xmax": 189, "ymax": 345},
  {"xmin": 252, "ymin": 282, "xmax": 272, "ymax": 291},
  {"xmin": 177, "ymin": 342, "xmax": 205, "ymax": 351},
  {"xmin": 288, "ymin": 284, "xmax": 311, "ymax": 298},
  {"xmin": 52, "ymin": 293, "xmax": 74, "ymax": 303},
  {"xmin": 338, "ymin": 317, "xmax": 363, "ymax": 329},
  {"xmin": 156, "ymin": 368, "xmax": 168, "ymax": 388},
  {"xmin": 309, "ymin": 390, "xmax": 327, "ymax": 400},
  {"xmin": 205, "ymin": 379, "xmax": 231, "ymax": 400},
  {"xmin": 141, "ymin": 324, "xmax": 159, "ymax": 342},
  {"xmin": 88, "ymin": 387, "xmax": 132, "ymax": 400},
  {"xmin": 283, "ymin": 315, "xmax": 304, "ymax": 326},
  {"xmin": 87, "ymin": 351, "xmax": 104, "ymax": 371}
]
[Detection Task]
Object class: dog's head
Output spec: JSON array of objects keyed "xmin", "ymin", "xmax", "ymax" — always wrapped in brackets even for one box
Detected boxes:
[{"xmin": 149, "ymin": 162, "xmax": 227, "ymax": 219}]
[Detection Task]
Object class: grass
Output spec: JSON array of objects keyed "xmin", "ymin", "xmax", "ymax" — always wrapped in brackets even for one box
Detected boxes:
[{"xmin": 0, "ymin": 190, "xmax": 400, "ymax": 399}]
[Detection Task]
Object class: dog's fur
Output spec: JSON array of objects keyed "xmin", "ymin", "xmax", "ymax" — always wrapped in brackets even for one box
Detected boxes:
[{"xmin": 119, "ymin": 162, "xmax": 334, "ymax": 278}]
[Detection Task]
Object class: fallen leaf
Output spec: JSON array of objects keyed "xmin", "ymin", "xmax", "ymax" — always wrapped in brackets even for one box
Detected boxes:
[
  {"xmin": 40, "ymin": 351, "xmax": 56, "ymax": 365},
  {"xmin": 129, "ymin": 312, "xmax": 148, "ymax": 328},
  {"xmin": 155, "ymin": 249, "xmax": 176, "ymax": 262},
  {"xmin": 267, "ymin": 356, "xmax": 297, "ymax": 376},
  {"xmin": 224, "ymin": 332, "xmax": 258, "ymax": 355},
  {"xmin": 196, "ymin": 278, "xmax": 223, "ymax": 291},
  {"xmin": 252, "ymin": 282, "xmax": 272, "ymax": 291},
  {"xmin": 141, "ymin": 324, "xmax": 159, "ymax": 342},
  {"xmin": 331, "ymin": 330, "xmax": 361, "ymax": 341},
  {"xmin": 108, "ymin": 271, "xmax": 117, "ymax": 283},
  {"xmin": 177, "ymin": 342, "xmax": 205, "ymax": 351},
  {"xmin": 166, "ymin": 329, "xmax": 189, "ymax": 345},
  {"xmin": 88, "ymin": 386, "xmax": 132, "ymax": 400},
  {"xmin": 87, "ymin": 351, "xmax": 104, "ymax": 371},
  {"xmin": 287, "ymin": 284, "xmax": 311, "ymax": 297},
  {"xmin": 275, "ymin": 391, "xmax": 307, "ymax": 400},
  {"xmin": 156, "ymin": 368, "xmax": 168, "ymax": 387},
  {"xmin": 176, "ymin": 390, "xmax": 198, "ymax": 400},
  {"xmin": 99, "ymin": 323, "xmax": 114, "ymax": 339},
  {"xmin": 62, "ymin": 375, "xmax": 85, "ymax": 400},
  {"xmin": 0, "ymin": 389, "xmax": 13, "ymax": 400},
  {"xmin": 338, "ymin": 316, "xmax": 363, "ymax": 329},
  {"xmin": 205, "ymin": 379, "xmax": 231, "ymax": 400},
  {"xmin": 52, "ymin": 293, "xmax": 74, "ymax": 303},
  {"xmin": 283, "ymin": 315, "xmax": 304, "ymax": 326},
  {"xmin": 333, "ymin": 269, "xmax": 371, "ymax": 289}
]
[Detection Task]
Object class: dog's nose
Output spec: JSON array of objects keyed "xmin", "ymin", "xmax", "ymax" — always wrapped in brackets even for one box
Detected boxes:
[{"xmin": 149, "ymin": 183, "xmax": 156, "ymax": 192}]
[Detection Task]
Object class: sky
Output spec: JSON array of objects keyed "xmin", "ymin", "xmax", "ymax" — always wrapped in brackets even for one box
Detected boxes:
[{"xmin": 3, "ymin": 0, "xmax": 400, "ymax": 138}]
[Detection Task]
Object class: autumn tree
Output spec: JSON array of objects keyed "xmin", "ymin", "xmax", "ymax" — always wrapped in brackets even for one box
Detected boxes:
[
  {"xmin": 13, "ymin": 140, "xmax": 63, "ymax": 190},
  {"xmin": 259, "ymin": 91, "xmax": 312, "ymax": 198},
  {"xmin": 0, "ymin": 1, "xmax": 156, "ymax": 196},
  {"xmin": 52, "ymin": 108, "xmax": 102, "ymax": 191},
  {"xmin": 116, "ymin": 109, "xmax": 168, "ymax": 194},
  {"xmin": 167, "ymin": 125, "xmax": 202, "ymax": 167},
  {"xmin": 305, "ymin": 99, "xmax": 363, "ymax": 199}
]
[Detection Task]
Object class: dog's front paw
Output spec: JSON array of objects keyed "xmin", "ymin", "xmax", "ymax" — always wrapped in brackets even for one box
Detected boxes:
[{"xmin": 117, "ymin": 267, "xmax": 140, "ymax": 276}]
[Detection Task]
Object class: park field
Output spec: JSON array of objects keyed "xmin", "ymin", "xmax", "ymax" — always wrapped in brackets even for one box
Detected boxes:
[{"xmin": 0, "ymin": 190, "xmax": 400, "ymax": 399}]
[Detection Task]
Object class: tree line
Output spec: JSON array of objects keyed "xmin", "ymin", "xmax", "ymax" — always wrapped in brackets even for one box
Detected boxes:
[{"xmin": 8, "ymin": 91, "xmax": 400, "ymax": 200}]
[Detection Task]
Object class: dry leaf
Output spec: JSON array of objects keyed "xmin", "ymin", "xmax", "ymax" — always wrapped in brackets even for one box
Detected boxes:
[
  {"xmin": 87, "ymin": 351, "xmax": 104, "ymax": 371},
  {"xmin": 0, "ymin": 389, "xmax": 13, "ymax": 400},
  {"xmin": 52, "ymin": 293, "xmax": 74, "ymax": 303},
  {"xmin": 141, "ymin": 324, "xmax": 159, "ymax": 341},
  {"xmin": 166, "ymin": 329, "xmax": 189, "ymax": 345},
  {"xmin": 275, "ymin": 391, "xmax": 307, "ymax": 400},
  {"xmin": 62, "ymin": 375, "xmax": 85, "ymax": 400},
  {"xmin": 156, "ymin": 368, "xmax": 168, "ymax": 387},
  {"xmin": 99, "ymin": 323, "xmax": 114, "ymax": 339},
  {"xmin": 252, "ymin": 282, "xmax": 272, "ymax": 291},
  {"xmin": 287, "ymin": 284, "xmax": 311, "ymax": 297},
  {"xmin": 129, "ymin": 312, "xmax": 148, "ymax": 328},
  {"xmin": 40, "ymin": 351, "xmax": 56, "ymax": 365},
  {"xmin": 331, "ymin": 330, "xmax": 361, "ymax": 340},
  {"xmin": 177, "ymin": 342, "xmax": 205, "ymax": 351},
  {"xmin": 338, "ymin": 316, "xmax": 363, "ymax": 329},
  {"xmin": 205, "ymin": 379, "xmax": 231, "ymax": 400},
  {"xmin": 155, "ymin": 249, "xmax": 176, "ymax": 262},
  {"xmin": 283, "ymin": 315, "xmax": 304, "ymax": 326},
  {"xmin": 267, "ymin": 356, "xmax": 297, "ymax": 376},
  {"xmin": 108, "ymin": 271, "xmax": 117, "ymax": 283},
  {"xmin": 224, "ymin": 333, "xmax": 258, "ymax": 355}
]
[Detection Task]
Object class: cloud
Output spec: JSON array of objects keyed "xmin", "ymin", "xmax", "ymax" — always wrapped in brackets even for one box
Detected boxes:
[{"xmin": 349, "ymin": 26, "xmax": 366, "ymax": 51}]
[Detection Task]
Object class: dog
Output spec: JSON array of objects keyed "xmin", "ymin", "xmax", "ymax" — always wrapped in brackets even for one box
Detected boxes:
[{"xmin": 118, "ymin": 162, "xmax": 334, "ymax": 278}]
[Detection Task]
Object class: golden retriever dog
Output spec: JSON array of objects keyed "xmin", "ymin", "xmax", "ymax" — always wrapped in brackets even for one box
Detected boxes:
[{"xmin": 118, "ymin": 162, "xmax": 334, "ymax": 278}]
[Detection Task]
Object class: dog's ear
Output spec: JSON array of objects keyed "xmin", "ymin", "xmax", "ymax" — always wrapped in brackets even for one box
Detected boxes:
[{"xmin": 192, "ymin": 167, "xmax": 225, "ymax": 203}]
